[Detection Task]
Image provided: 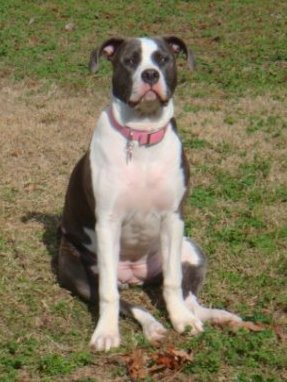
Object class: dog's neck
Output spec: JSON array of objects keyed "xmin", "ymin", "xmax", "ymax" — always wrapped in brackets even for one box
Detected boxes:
[{"xmin": 111, "ymin": 96, "xmax": 174, "ymax": 131}]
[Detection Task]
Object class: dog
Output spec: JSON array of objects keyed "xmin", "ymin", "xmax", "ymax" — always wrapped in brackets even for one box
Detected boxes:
[{"xmin": 57, "ymin": 36, "xmax": 241, "ymax": 351}]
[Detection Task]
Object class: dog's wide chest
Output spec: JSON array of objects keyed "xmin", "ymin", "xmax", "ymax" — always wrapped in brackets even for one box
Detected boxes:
[
  {"xmin": 90, "ymin": 121, "xmax": 186, "ymax": 215},
  {"xmin": 90, "ymin": 157, "xmax": 186, "ymax": 246},
  {"xmin": 118, "ymin": 162, "xmax": 184, "ymax": 211}
]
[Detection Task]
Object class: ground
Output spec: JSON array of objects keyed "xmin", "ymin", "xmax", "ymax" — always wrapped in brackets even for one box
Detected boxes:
[{"xmin": 0, "ymin": 1, "xmax": 286, "ymax": 381}]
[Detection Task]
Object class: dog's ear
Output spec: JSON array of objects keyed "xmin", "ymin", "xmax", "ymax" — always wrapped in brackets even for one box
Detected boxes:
[
  {"xmin": 163, "ymin": 36, "xmax": 195, "ymax": 70},
  {"xmin": 89, "ymin": 38, "xmax": 125, "ymax": 73}
]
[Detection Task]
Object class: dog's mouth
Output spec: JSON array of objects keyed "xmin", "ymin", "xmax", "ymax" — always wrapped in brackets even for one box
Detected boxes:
[
  {"xmin": 141, "ymin": 89, "xmax": 159, "ymax": 102},
  {"xmin": 128, "ymin": 89, "xmax": 169, "ymax": 108}
]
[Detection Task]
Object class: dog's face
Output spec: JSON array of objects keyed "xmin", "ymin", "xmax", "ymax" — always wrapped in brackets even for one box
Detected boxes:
[{"xmin": 90, "ymin": 36, "xmax": 194, "ymax": 113}]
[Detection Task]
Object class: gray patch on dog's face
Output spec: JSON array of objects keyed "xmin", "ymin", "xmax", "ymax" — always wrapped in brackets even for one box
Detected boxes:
[{"xmin": 111, "ymin": 39, "xmax": 142, "ymax": 104}]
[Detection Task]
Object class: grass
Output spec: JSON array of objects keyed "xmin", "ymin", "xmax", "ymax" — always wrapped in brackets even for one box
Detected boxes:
[
  {"xmin": 1, "ymin": 0, "xmax": 287, "ymax": 95},
  {"xmin": 0, "ymin": 0, "xmax": 287, "ymax": 381}
]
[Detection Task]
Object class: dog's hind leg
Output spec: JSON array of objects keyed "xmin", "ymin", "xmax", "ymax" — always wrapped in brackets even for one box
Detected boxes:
[
  {"xmin": 182, "ymin": 238, "xmax": 242, "ymax": 324},
  {"xmin": 120, "ymin": 300, "xmax": 167, "ymax": 343},
  {"xmin": 57, "ymin": 236, "xmax": 99, "ymax": 303}
]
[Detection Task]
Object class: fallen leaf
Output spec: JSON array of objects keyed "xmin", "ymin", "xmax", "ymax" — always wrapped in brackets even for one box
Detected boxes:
[
  {"xmin": 10, "ymin": 149, "xmax": 23, "ymax": 157},
  {"xmin": 171, "ymin": 348, "xmax": 193, "ymax": 362},
  {"xmin": 273, "ymin": 324, "xmax": 287, "ymax": 342},
  {"xmin": 113, "ymin": 346, "xmax": 193, "ymax": 380},
  {"xmin": 122, "ymin": 349, "xmax": 147, "ymax": 381},
  {"xmin": 24, "ymin": 183, "xmax": 39, "ymax": 191},
  {"xmin": 152, "ymin": 346, "xmax": 193, "ymax": 370},
  {"xmin": 154, "ymin": 353, "xmax": 177, "ymax": 369}
]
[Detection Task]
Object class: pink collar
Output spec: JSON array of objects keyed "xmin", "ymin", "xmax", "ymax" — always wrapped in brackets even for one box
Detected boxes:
[{"xmin": 108, "ymin": 108, "xmax": 168, "ymax": 146}]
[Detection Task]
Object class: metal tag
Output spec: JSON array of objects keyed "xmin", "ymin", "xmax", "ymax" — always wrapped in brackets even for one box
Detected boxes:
[{"xmin": 126, "ymin": 131, "xmax": 134, "ymax": 163}]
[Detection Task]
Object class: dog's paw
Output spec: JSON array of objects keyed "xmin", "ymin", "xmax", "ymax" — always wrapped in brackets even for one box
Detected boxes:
[
  {"xmin": 90, "ymin": 329, "xmax": 120, "ymax": 352},
  {"xmin": 184, "ymin": 294, "xmax": 242, "ymax": 324},
  {"xmin": 171, "ymin": 308, "xmax": 204, "ymax": 335},
  {"xmin": 143, "ymin": 320, "xmax": 167, "ymax": 344},
  {"xmin": 209, "ymin": 309, "xmax": 242, "ymax": 324}
]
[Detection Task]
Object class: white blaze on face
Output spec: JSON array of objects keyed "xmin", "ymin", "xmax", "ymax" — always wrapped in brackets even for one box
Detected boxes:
[{"xmin": 130, "ymin": 38, "xmax": 168, "ymax": 103}]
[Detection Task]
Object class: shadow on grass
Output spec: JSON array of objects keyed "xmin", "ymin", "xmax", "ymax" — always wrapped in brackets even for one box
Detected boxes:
[
  {"xmin": 21, "ymin": 211, "xmax": 60, "ymax": 270},
  {"xmin": 21, "ymin": 211, "xmax": 99, "ymax": 322}
]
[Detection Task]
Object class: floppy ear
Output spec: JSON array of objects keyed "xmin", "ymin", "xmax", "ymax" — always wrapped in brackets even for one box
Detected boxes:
[
  {"xmin": 163, "ymin": 36, "xmax": 195, "ymax": 70},
  {"xmin": 89, "ymin": 37, "xmax": 125, "ymax": 73}
]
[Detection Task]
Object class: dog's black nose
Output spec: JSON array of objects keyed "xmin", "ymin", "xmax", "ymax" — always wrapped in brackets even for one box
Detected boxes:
[{"xmin": 141, "ymin": 69, "xmax": 160, "ymax": 85}]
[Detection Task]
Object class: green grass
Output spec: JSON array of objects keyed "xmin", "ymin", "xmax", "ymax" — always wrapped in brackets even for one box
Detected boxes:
[
  {"xmin": 1, "ymin": 338, "xmax": 94, "ymax": 380},
  {"xmin": 1, "ymin": 0, "xmax": 287, "ymax": 95},
  {"xmin": 1, "ymin": 0, "xmax": 287, "ymax": 381}
]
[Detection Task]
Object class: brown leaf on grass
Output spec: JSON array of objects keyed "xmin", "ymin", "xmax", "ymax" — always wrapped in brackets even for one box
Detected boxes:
[
  {"xmin": 10, "ymin": 149, "xmax": 23, "ymax": 157},
  {"xmin": 117, "ymin": 346, "xmax": 193, "ymax": 380},
  {"xmin": 122, "ymin": 349, "xmax": 147, "ymax": 381},
  {"xmin": 151, "ymin": 346, "xmax": 193, "ymax": 370},
  {"xmin": 172, "ymin": 348, "xmax": 194, "ymax": 362},
  {"xmin": 24, "ymin": 182, "xmax": 39, "ymax": 191},
  {"xmin": 273, "ymin": 324, "xmax": 287, "ymax": 342},
  {"xmin": 212, "ymin": 319, "xmax": 266, "ymax": 332},
  {"xmin": 153, "ymin": 352, "xmax": 177, "ymax": 370}
]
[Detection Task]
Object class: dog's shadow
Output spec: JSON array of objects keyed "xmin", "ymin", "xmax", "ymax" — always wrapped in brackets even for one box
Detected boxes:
[
  {"xmin": 21, "ymin": 212, "xmax": 100, "ymax": 319},
  {"xmin": 22, "ymin": 211, "xmax": 60, "ymax": 266}
]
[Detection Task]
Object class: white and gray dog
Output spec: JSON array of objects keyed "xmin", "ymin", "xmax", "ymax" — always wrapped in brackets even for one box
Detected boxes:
[{"xmin": 57, "ymin": 36, "xmax": 241, "ymax": 351}]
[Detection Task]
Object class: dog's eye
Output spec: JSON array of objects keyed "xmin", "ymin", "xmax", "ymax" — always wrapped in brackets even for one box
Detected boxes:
[
  {"xmin": 154, "ymin": 52, "xmax": 169, "ymax": 66},
  {"xmin": 124, "ymin": 57, "xmax": 136, "ymax": 67},
  {"xmin": 159, "ymin": 55, "xmax": 169, "ymax": 65}
]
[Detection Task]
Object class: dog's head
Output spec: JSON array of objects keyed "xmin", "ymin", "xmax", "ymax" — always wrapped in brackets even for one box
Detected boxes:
[{"xmin": 89, "ymin": 36, "xmax": 194, "ymax": 114}]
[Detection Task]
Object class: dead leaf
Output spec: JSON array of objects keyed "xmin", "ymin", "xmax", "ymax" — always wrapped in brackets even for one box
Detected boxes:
[
  {"xmin": 171, "ymin": 348, "xmax": 193, "ymax": 362},
  {"xmin": 24, "ymin": 182, "xmax": 39, "ymax": 191},
  {"xmin": 153, "ymin": 353, "xmax": 177, "ymax": 369},
  {"xmin": 152, "ymin": 346, "xmax": 193, "ymax": 370},
  {"xmin": 10, "ymin": 149, "xmax": 23, "ymax": 157},
  {"xmin": 122, "ymin": 349, "xmax": 147, "ymax": 381},
  {"xmin": 273, "ymin": 324, "xmax": 287, "ymax": 342}
]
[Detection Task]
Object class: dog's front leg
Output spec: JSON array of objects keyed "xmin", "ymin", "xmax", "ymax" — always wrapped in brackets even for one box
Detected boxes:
[
  {"xmin": 90, "ymin": 219, "xmax": 121, "ymax": 351},
  {"xmin": 161, "ymin": 213, "xmax": 203, "ymax": 334}
]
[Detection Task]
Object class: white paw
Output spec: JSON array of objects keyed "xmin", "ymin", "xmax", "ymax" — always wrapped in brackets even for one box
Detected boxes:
[
  {"xmin": 171, "ymin": 309, "xmax": 204, "ymax": 335},
  {"xmin": 90, "ymin": 329, "xmax": 120, "ymax": 352},
  {"xmin": 143, "ymin": 320, "xmax": 167, "ymax": 343},
  {"xmin": 210, "ymin": 309, "xmax": 242, "ymax": 324}
]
